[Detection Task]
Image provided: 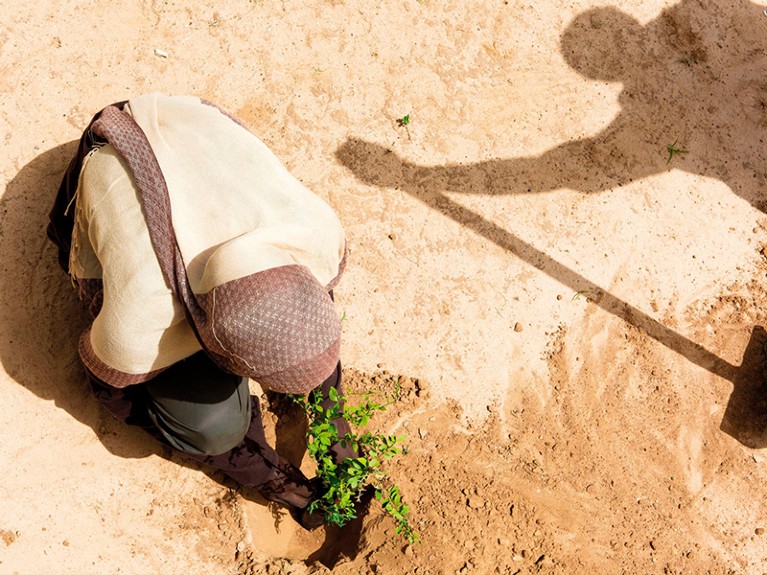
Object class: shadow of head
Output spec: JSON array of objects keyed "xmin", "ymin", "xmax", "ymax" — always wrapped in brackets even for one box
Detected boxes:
[
  {"xmin": 559, "ymin": 2, "xmax": 752, "ymax": 81},
  {"xmin": 1, "ymin": 144, "xmax": 159, "ymax": 459},
  {"xmin": 561, "ymin": 7, "xmax": 644, "ymax": 82},
  {"xmin": 335, "ymin": 137, "xmax": 414, "ymax": 189}
]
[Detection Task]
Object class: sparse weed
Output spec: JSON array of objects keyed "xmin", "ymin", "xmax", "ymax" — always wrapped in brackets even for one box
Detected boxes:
[
  {"xmin": 666, "ymin": 140, "xmax": 689, "ymax": 163},
  {"xmin": 396, "ymin": 114, "xmax": 412, "ymax": 141},
  {"xmin": 572, "ymin": 289, "xmax": 591, "ymax": 302}
]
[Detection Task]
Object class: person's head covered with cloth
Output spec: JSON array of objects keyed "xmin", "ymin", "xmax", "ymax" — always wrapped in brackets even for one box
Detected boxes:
[{"xmin": 65, "ymin": 93, "xmax": 347, "ymax": 395}]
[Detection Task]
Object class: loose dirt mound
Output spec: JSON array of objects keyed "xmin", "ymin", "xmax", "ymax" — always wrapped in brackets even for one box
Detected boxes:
[{"xmin": 235, "ymin": 350, "xmax": 767, "ymax": 574}]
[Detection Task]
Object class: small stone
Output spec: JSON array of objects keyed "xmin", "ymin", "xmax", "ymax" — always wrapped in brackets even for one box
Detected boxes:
[
  {"xmin": 514, "ymin": 322, "xmax": 523, "ymax": 332},
  {"xmin": 418, "ymin": 428, "xmax": 428, "ymax": 439},
  {"xmin": 756, "ymin": 527, "xmax": 765, "ymax": 536},
  {"xmin": 0, "ymin": 530, "xmax": 18, "ymax": 546},
  {"xmin": 557, "ymin": 294, "xmax": 563, "ymax": 300}
]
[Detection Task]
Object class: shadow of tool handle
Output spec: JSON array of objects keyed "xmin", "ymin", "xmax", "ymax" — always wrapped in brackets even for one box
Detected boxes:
[
  {"xmin": 722, "ymin": 325, "xmax": 767, "ymax": 449},
  {"xmin": 335, "ymin": 137, "xmax": 767, "ymax": 449}
]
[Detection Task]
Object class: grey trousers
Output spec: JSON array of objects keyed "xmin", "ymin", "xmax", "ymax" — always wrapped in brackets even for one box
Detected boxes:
[{"xmin": 143, "ymin": 352, "xmax": 252, "ymax": 456}]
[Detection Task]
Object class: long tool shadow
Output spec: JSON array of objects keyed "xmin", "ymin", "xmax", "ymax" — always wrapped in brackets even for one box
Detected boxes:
[
  {"xmin": 335, "ymin": 0, "xmax": 767, "ymax": 447},
  {"xmin": 337, "ymin": 141, "xmax": 767, "ymax": 446}
]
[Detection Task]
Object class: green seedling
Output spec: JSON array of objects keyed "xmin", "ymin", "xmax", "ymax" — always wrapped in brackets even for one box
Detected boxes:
[
  {"xmin": 666, "ymin": 140, "xmax": 689, "ymax": 163},
  {"xmin": 396, "ymin": 114, "xmax": 412, "ymax": 141},
  {"xmin": 291, "ymin": 387, "xmax": 418, "ymax": 543},
  {"xmin": 571, "ymin": 289, "xmax": 591, "ymax": 302}
]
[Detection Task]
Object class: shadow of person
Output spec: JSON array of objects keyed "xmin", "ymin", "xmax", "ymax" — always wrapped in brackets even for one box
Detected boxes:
[
  {"xmin": 335, "ymin": 1, "xmax": 767, "ymax": 447},
  {"xmin": 337, "ymin": 1, "xmax": 767, "ymax": 209},
  {"xmin": 1, "ymin": 144, "xmax": 161, "ymax": 459}
]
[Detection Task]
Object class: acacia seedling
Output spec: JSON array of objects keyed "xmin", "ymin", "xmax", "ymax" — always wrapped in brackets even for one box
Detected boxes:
[{"xmin": 291, "ymin": 386, "xmax": 418, "ymax": 543}]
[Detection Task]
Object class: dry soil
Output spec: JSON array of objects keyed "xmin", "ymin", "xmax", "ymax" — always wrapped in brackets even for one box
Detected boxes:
[{"xmin": 2, "ymin": 1, "xmax": 767, "ymax": 574}]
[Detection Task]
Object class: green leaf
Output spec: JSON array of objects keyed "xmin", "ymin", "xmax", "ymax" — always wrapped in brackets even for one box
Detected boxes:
[{"xmin": 291, "ymin": 378, "xmax": 416, "ymax": 542}]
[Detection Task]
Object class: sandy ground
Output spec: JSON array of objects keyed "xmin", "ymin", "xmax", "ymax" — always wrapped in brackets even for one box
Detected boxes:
[{"xmin": 2, "ymin": 0, "xmax": 767, "ymax": 573}]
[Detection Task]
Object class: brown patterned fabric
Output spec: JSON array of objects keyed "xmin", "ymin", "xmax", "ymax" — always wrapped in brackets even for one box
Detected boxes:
[
  {"xmin": 196, "ymin": 266, "xmax": 341, "ymax": 393},
  {"xmin": 86, "ymin": 104, "xmax": 341, "ymax": 394}
]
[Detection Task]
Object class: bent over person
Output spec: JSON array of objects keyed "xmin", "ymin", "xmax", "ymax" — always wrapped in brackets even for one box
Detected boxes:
[{"xmin": 47, "ymin": 93, "xmax": 354, "ymax": 529}]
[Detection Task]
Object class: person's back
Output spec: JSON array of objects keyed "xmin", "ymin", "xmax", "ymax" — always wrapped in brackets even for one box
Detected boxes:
[{"xmin": 48, "ymin": 93, "xmax": 354, "ymax": 528}]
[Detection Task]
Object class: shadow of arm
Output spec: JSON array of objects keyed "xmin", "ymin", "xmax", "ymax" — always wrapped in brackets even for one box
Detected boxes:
[{"xmin": 335, "ymin": 136, "xmax": 631, "ymax": 197}]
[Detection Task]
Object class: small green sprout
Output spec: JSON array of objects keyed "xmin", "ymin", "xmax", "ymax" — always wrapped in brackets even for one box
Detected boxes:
[
  {"xmin": 571, "ymin": 290, "xmax": 590, "ymax": 302},
  {"xmin": 396, "ymin": 114, "xmax": 412, "ymax": 141},
  {"xmin": 666, "ymin": 140, "xmax": 689, "ymax": 163}
]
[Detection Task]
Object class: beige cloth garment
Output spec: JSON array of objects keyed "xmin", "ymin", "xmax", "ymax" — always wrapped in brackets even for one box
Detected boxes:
[{"xmin": 70, "ymin": 94, "xmax": 346, "ymax": 382}]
